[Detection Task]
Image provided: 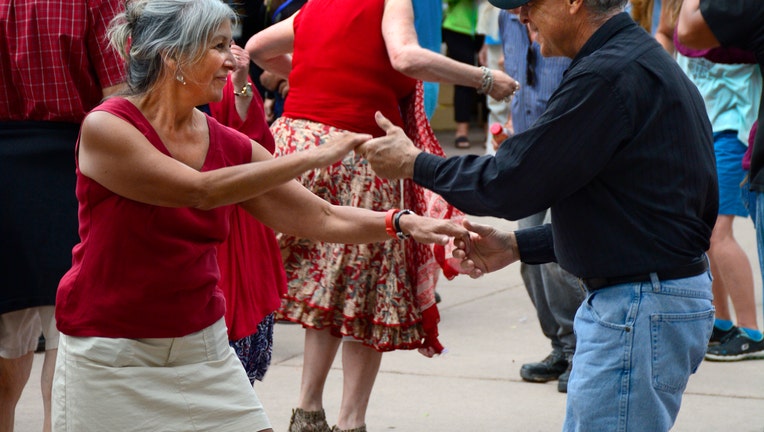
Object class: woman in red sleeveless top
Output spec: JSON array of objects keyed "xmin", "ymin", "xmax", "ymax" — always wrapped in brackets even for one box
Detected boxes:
[{"xmin": 247, "ymin": 1, "xmax": 519, "ymax": 430}]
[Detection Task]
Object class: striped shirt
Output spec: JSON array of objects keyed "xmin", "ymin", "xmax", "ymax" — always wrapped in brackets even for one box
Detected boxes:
[
  {"xmin": 0, "ymin": 0, "xmax": 125, "ymax": 123},
  {"xmin": 498, "ymin": 11, "xmax": 569, "ymax": 134},
  {"xmin": 414, "ymin": 13, "xmax": 718, "ymax": 279}
]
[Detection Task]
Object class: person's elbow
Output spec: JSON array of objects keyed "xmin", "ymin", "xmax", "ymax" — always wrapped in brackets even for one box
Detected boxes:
[
  {"xmin": 245, "ymin": 37, "xmax": 265, "ymax": 66},
  {"xmin": 184, "ymin": 177, "xmax": 234, "ymax": 211},
  {"xmin": 185, "ymin": 186, "xmax": 219, "ymax": 211},
  {"xmin": 388, "ymin": 46, "xmax": 427, "ymax": 77},
  {"xmin": 675, "ymin": 21, "xmax": 698, "ymax": 47},
  {"xmin": 676, "ymin": 14, "xmax": 719, "ymax": 49}
]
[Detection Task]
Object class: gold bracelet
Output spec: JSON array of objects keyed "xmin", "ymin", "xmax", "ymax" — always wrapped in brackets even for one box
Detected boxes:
[{"xmin": 233, "ymin": 82, "xmax": 253, "ymax": 97}]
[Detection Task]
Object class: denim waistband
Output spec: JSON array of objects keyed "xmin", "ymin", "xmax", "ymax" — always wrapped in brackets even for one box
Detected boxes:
[{"xmin": 582, "ymin": 256, "xmax": 708, "ymax": 291}]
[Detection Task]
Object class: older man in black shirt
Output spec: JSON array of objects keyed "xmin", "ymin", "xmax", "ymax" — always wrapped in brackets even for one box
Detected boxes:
[{"xmin": 358, "ymin": 0, "xmax": 718, "ymax": 430}]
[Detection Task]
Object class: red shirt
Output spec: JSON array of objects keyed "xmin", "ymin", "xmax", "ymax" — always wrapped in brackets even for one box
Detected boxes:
[
  {"xmin": 208, "ymin": 77, "xmax": 276, "ymax": 153},
  {"xmin": 0, "ymin": 0, "xmax": 125, "ymax": 123},
  {"xmin": 283, "ymin": 0, "xmax": 416, "ymax": 135},
  {"xmin": 56, "ymin": 98, "xmax": 253, "ymax": 338},
  {"xmin": 208, "ymin": 78, "xmax": 287, "ymax": 340}
]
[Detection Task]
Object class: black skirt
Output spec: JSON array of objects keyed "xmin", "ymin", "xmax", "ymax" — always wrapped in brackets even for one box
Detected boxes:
[{"xmin": 0, "ymin": 121, "xmax": 81, "ymax": 315}]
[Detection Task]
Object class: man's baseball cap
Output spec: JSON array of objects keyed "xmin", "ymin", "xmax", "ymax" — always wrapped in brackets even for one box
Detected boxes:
[{"xmin": 488, "ymin": 0, "xmax": 531, "ymax": 9}]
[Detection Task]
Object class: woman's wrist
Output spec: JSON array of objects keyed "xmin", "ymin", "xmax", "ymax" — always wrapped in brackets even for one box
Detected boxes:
[
  {"xmin": 232, "ymin": 81, "xmax": 253, "ymax": 97},
  {"xmin": 393, "ymin": 209, "xmax": 413, "ymax": 240},
  {"xmin": 384, "ymin": 209, "xmax": 414, "ymax": 240},
  {"xmin": 476, "ymin": 66, "xmax": 494, "ymax": 95}
]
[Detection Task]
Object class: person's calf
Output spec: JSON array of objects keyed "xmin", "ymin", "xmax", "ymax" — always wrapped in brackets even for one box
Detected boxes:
[{"xmin": 0, "ymin": 352, "xmax": 35, "ymax": 432}]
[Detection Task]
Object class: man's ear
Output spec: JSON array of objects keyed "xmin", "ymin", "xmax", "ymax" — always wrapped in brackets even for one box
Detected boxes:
[{"xmin": 568, "ymin": 0, "xmax": 583, "ymax": 14}]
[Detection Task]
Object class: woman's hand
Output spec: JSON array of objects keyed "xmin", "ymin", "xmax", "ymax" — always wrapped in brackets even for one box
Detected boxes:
[
  {"xmin": 397, "ymin": 213, "xmax": 471, "ymax": 246},
  {"xmin": 230, "ymin": 44, "xmax": 251, "ymax": 90},
  {"xmin": 308, "ymin": 133, "xmax": 372, "ymax": 169},
  {"xmin": 263, "ymin": 98, "xmax": 276, "ymax": 123},
  {"xmin": 489, "ymin": 69, "xmax": 520, "ymax": 102},
  {"xmin": 452, "ymin": 219, "xmax": 519, "ymax": 278}
]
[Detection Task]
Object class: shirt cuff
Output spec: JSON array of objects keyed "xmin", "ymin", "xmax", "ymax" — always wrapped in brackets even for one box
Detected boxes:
[
  {"xmin": 413, "ymin": 152, "xmax": 443, "ymax": 189},
  {"xmin": 515, "ymin": 224, "xmax": 556, "ymax": 264}
]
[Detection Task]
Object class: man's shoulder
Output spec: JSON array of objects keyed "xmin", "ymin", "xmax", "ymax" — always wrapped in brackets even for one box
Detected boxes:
[{"xmin": 572, "ymin": 27, "xmax": 667, "ymax": 83}]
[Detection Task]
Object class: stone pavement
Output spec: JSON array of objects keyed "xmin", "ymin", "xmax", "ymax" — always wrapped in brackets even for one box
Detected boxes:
[{"xmin": 14, "ymin": 127, "xmax": 764, "ymax": 431}]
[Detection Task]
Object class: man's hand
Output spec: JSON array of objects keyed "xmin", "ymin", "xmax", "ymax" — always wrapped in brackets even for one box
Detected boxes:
[
  {"xmin": 453, "ymin": 219, "xmax": 519, "ymax": 278},
  {"xmin": 356, "ymin": 112, "xmax": 422, "ymax": 180}
]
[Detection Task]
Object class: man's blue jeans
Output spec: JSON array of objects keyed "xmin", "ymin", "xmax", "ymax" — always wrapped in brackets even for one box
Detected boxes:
[{"xmin": 564, "ymin": 271, "xmax": 714, "ymax": 432}]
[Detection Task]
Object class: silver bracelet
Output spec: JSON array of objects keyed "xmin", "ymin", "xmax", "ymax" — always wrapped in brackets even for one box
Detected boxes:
[{"xmin": 476, "ymin": 66, "xmax": 494, "ymax": 95}]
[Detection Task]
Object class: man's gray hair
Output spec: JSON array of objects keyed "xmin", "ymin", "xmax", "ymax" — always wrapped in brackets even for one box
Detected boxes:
[
  {"xmin": 583, "ymin": 0, "xmax": 629, "ymax": 15},
  {"xmin": 108, "ymin": 0, "xmax": 237, "ymax": 94}
]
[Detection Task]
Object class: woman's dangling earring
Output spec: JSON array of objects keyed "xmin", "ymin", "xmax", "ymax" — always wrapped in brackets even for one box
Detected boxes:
[{"xmin": 176, "ymin": 74, "xmax": 186, "ymax": 85}]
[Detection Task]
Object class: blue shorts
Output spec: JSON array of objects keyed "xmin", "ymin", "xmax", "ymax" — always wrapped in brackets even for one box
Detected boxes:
[{"xmin": 713, "ymin": 130, "xmax": 749, "ymax": 217}]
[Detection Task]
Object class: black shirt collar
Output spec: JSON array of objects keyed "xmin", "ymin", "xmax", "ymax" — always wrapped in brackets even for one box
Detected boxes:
[{"xmin": 570, "ymin": 12, "xmax": 635, "ymax": 67}]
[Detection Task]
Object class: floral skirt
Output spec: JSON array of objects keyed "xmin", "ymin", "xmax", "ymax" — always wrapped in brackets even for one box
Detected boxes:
[{"xmin": 271, "ymin": 117, "xmax": 425, "ymax": 351}]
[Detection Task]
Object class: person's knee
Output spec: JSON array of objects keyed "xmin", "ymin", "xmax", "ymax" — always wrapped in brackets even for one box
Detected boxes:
[
  {"xmin": 709, "ymin": 215, "xmax": 736, "ymax": 248},
  {"xmin": 0, "ymin": 353, "xmax": 35, "ymax": 400}
]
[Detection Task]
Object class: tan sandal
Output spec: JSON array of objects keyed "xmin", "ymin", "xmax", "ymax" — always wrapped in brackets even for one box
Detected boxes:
[
  {"xmin": 288, "ymin": 408, "xmax": 332, "ymax": 432},
  {"xmin": 331, "ymin": 425, "xmax": 367, "ymax": 432}
]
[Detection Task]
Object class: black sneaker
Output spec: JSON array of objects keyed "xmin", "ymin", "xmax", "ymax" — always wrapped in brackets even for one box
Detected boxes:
[
  {"xmin": 520, "ymin": 351, "xmax": 568, "ymax": 382},
  {"xmin": 705, "ymin": 329, "xmax": 764, "ymax": 361},
  {"xmin": 709, "ymin": 325, "xmax": 738, "ymax": 346}
]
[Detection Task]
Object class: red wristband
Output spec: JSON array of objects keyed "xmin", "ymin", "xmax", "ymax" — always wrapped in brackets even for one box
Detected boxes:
[{"xmin": 385, "ymin": 208, "xmax": 399, "ymax": 239}]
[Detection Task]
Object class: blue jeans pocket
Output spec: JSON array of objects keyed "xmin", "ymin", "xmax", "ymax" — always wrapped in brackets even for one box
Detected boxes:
[
  {"xmin": 650, "ymin": 309, "xmax": 714, "ymax": 393},
  {"xmin": 584, "ymin": 285, "xmax": 635, "ymax": 330}
]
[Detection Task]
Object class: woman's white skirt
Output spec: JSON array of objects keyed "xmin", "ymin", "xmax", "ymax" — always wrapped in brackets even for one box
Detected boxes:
[{"xmin": 52, "ymin": 317, "xmax": 271, "ymax": 431}]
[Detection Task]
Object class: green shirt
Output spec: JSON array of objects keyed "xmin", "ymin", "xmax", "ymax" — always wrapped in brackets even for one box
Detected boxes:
[{"xmin": 442, "ymin": 0, "xmax": 477, "ymax": 37}]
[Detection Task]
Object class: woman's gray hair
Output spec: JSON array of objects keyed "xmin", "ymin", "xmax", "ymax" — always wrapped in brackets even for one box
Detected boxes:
[{"xmin": 108, "ymin": 0, "xmax": 237, "ymax": 94}]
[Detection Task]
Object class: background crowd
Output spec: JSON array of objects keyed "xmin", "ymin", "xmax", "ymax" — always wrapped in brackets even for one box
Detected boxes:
[{"xmin": 1, "ymin": 0, "xmax": 762, "ymax": 431}]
